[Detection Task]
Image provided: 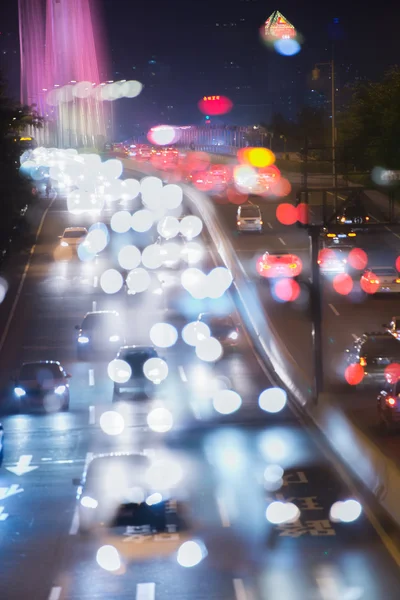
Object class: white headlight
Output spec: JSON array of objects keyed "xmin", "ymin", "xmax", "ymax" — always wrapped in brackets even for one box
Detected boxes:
[
  {"xmin": 60, "ymin": 241, "xmax": 69, "ymax": 247},
  {"xmin": 80, "ymin": 496, "xmax": 98, "ymax": 509},
  {"xmin": 55, "ymin": 385, "xmax": 66, "ymax": 395},
  {"xmin": 78, "ymin": 336, "xmax": 89, "ymax": 344},
  {"xmin": 229, "ymin": 331, "xmax": 238, "ymax": 340},
  {"xmin": 109, "ymin": 335, "xmax": 120, "ymax": 342},
  {"xmin": 14, "ymin": 387, "xmax": 26, "ymax": 397}
]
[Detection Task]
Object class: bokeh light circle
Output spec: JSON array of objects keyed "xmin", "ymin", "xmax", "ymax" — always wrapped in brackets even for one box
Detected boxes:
[
  {"xmin": 258, "ymin": 388, "xmax": 287, "ymax": 413},
  {"xmin": 107, "ymin": 359, "xmax": 132, "ymax": 383},
  {"xmin": 118, "ymin": 245, "xmax": 141, "ymax": 270},
  {"xmin": 248, "ymin": 147, "xmax": 275, "ymax": 168},
  {"xmin": 131, "ymin": 209, "xmax": 154, "ymax": 233},
  {"xmin": 149, "ymin": 322, "xmax": 178, "ymax": 348},
  {"xmin": 147, "ymin": 407, "xmax": 174, "ymax": 433},
  {"xmin": 276, "ymin": 203, "xmax": 297, "ymax": 225},
  {"xmin": 195, "ymin": 337, "xmax": 223, "ymax": 362},
  {"xmin": 182, "ymin": 321, "xmax": 211, "ymax": 346},
  {"xmin": 143, "ymin": 357, "xmax": 169, "ymax": 384},
  {"xmin": 100, "ymin": 269, "xmax": 123, "ymax": 294},
  {"xmin": 348, "ymin": 248, "xmax": 368, "ymax": 270},
  {"xmin": 345, "ymin": 363, "xmax": 364, "ymax": 386},
  {"xmin": 126, "ymin": 268, "xmax": 151, "ymax": 293},
  {"xmin": 273, "ymin": 278, "xmax": 300, "ymax": 302},
  {"xmin": 333, "ymin": 273, "xmax": 353, "ymax": 296},
  {"xmin": 99, "ymin": 411, "xmax": 125, "ymax": 436},
  {"xmin": 212, "ymin": 389, "xmax": 242, "ymax": 415},
  {"xmin": 384, "ymin": 363, "xmax": 400, "ymax": 384}
]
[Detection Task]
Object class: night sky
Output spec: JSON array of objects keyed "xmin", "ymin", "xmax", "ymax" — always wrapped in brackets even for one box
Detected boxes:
[{"xmin": 1, "ymin": 0, "xmax": 400, "ymax": 137}]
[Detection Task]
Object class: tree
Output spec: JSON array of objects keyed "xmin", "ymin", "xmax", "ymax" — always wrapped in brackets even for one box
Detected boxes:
[{"xmin": 338, "ymin": 67, "xmax": 400, "ymax": 170}]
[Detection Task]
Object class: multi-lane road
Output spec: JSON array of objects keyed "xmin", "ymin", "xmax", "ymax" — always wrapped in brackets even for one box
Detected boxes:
[{"xmin": 0, "ymin": 173, "xmax": 400, "ymax": 599}]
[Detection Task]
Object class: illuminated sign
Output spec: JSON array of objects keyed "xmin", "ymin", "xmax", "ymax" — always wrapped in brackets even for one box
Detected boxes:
[
  {"xmin": 198, "ymin": 96, "xmax": 233, "ymax": 116},
  {"xmin": 20, "ymin": 137, "xmax": 32, "ymax": 141},
  {"xmin": 264, "ymin": 10, "xmax": 296, "ymax": 40}
]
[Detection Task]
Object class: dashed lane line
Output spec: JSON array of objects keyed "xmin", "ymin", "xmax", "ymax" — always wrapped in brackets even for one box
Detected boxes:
[
  {"xmin": 278, "ymin": 237, "xmax": 286, "ymax": 246},
  {"xmin": 267, "ymin": 222, "xmax": 273, "ymax": 229},
  {"xmin": 216, "ymin": 495, "xmax": 231, "ymax": 527},
  {"xmin": 89, "ymin": 369, "xmax": 95, "ymax": 386},
  {"xmin": 328, "ymin": 303, "xmax": 340, "ymax": 316},
  {"xmin": 178, "ymin": 365, "xmax": 188, "ymax": 382},
  {"xmin": 136, "ymin": 583, "xmax": 155, "ymax": 600},
  {"xmin": 92, "ymin": 300, "xmax": 97, "ymax": 311},
  {"xmin": 48, "ymin": 587, "xmax": 62, "ymax": 600},
  {"xmin": 233, "ymin": 578, "xmax": 250, "ymax": 600},
  {"xmin": 89, "ymin": 405, "xmax": 95, "ymax": 425},
  {"xmin": 352, "ymin": 333, "xmax": 358, "ymax": 340},
  {"xmin": 69, "ymin": 452, "xmax": 93, "ymax": 535}
]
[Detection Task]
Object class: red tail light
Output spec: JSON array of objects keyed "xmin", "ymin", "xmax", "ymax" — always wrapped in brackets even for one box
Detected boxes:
[{"xmin": 386, "ymin": 396, "xmax": 396, "ymax": 407}]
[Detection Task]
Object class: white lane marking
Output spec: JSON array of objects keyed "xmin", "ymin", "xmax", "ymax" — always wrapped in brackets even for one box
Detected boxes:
[
  {"xmin": 0, "ymin": 484, "xmax": 24, "ymax": 500},
  {"xmin": 267, "ymin": 222, "xmax": 273, "ymax": 229},
  {"xmin": 48, "ymin": 587, "xmax": 62, "ymax": 600},
  {"xmin": 278, "ymin": 237, "xmax": 286, "ymax": 246},
  {"xmin": 92, "ymin": 300, "xmax": 97, "ymax": 311},
  {"xmin": 352, "ymin": 333, "xmax": 358, "ymax": 341},
  {"xmin": 0, "ymin": 507, "xmax": 9, "ymax": 521},
  {"xmin": 216, "ymin": 495, "xmax": 231, "ymax": 527},
  {"xmin": 368, "ymin": 213, "xmax": 378, "ymax": 222},
  {"xmin": 136, "ymin": 583, "xmax": 155, "ymax": 600},
  {"xmin": 89, "ymin": 405, "xmax": 95, "ymax": 425},
  {"xmin": 385, "ymin": 225, "xmax": 400, "ymax": 240},
  {"xmin": 178, "ymin": 365, "xmax": 188, "ymax": 382},
  {"xmin": 315, "ymin": 565, "xmax": 363, "ymax": 600},
  {"xmin": 328, "ymin": 303, "xmax": 340, "ymax": 316},
  {"xmin": 89, "ymin": 369, "xmax": 95, "ymax": 386},
  {"xmin": 93, "ymin": 275, "xmax": 98, "ymax": 288},
  {"xmin": 69, "ymin": 507, "xmax": 79, "ymax": 535},
  {"xmin": 69, "ymin": 452, "xmax": 93, "ymax": 535},
  {"xmin": 233, "ymin": 578, "xmax": 249, "ymax": 600},
  {"xmin": 0, "ymin": 196, "xmax": 55, "ymax": 354},
  {"xmin": 6, "ymin": 455, "xmax": 38, "ymax": 476}
]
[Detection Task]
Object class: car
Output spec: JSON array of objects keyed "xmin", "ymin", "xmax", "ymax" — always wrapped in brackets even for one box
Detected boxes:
[
  {"xmin": 336, "ymin": 203, "xmax": 370, "ymax": 227},
  {"xmin": 13, "ymin": 360, "xmax": 71, "ymax": 411},
  {"xmin": 236, "ymin": 204, "xmax": 263, "ymax": 233},
  {"xmin": 383, "ymin": 316, "xmax": 400, "ymax": 339},
  {"xmin": 75, "ymin": 452, "xmax": 181, "ymax": 535},
  {"xmin": 361, "ymin": 267, "xmax": 400, "ymax": 294},
  {"xmin": 322, "ymin": 230, "xmax": 357, "ymax": 243},
  {"xmin": 197, "ymin": 313, "xmax": 240, "ymax": 347},
  {"xmin": 318, "ymin": 245, "xmax": 351, "ymax": 274},
  {"xmin": 346, "ymin": 333, "xmax": 400, "ymax": 386},
  {"xmin": 76, "ymin": 311, "xmax": 125, "ymax": 358},
  {"xmin": 58, "ymin": 227, "xmax": 88, "ymax": 249},
  {"xmin": 256, "ymin": 251, "xmax": 302, "ymax": 279},
  {"xmin": 0, "ymin": 422, "xmax": 3, "ymax": 463},
  {"xmin": 377, "ymin": 379, "xmax": 400, "ymax": 431},
  {"xmin": 113, "ymin": 345, "xmax": 160, "ymax": 397}
]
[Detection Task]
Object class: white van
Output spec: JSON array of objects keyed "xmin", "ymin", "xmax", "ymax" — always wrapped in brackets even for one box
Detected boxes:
[{"xmin": 236, "ymin": 204, "xmax": 263, "ymax": 232}]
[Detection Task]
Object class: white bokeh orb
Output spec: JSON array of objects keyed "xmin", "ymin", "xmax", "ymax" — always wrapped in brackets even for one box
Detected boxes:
[
  {"xmin": 195, "ymin": 337, "xmax": 223, "ymax": 362},
  {"xmin": 131, "ymin": 209, "xmax": 154, "ymax": 233},
  {"xmin": 99, "ymin": 411, "xmax": 125, "ymax": 436},
  {"xmin": 107, "ymin": 359, "xmax": 132, "ymax": 383},
  {"xmin": 100, "ymin": 269, "xmax": 124, "ymax": 294},
  {"xmin": 157, "ymin": 216, "xmax": 180, "ymax": 239},
  {"xmin": 258, "ymin": 388, "xmax": 287, "ymax": 413},
  {"xmin": 177, "ymin": 540, "xmax": 205, "ymax": 568},
  {"xmin": 179, "ymin": 215, "xmax": 203, "ymax": 240},
  {"xmin": 161, "ymin": 184, "xmax": 183, "ymax": 209},
  {"xmin": 160, "ymin": 242, "xmax": 181, "ymax": 267},
  {"xmin": 118, "ymin": 245, "xmax": 141, "ymax": 270},
  {"xmin": 101, "ymin": 159, "xmax": 123, "ymax": 180},
  {"xmin": 111, "ymin": 210, "xmax": 132, "ymax": 233},
  {"xmin": 141, "ymin": 244, "xmax": 163, "ymax": 269},
  {"xmin": 84, "ymin": 228, "xmax": 109, "ymax": 254},
  {"xmin": 150, "ymin": 322, "xmax": 178, "ymax": 348},
  {"xmin": 182, "ymin": 321, "xmax": 211, "ymax": 346},
  {"xmin": 143, "ymin": 357, "xmax": 169, "ymax": 384},
  {"xmin": 126, "ymin": 268, "xmax": 151, "ymax": 294},
  {"xmin": 181, "ymin": 268, "xmax": 207, "ymax": 299},
  {"xmin": 121, "ymin": 178, "xmax": 140, "ymax": 201},
  {"xmin": 266, "ymin": 501, "xmax": 300, "ymax": 525},
  {"xmin": 181, "ymin": 241, "xmax": 204, "ymax": 265},
  {"xmin": 96, "ymin": 545, "xmax": 121, "ymax": 572},
  {"xmin": 206, "ymin": 267, "xmax": 233, "ymax": 299},
  {"xmin": 147, "ymin": 407, "xmax": 174, "ymax": 433},
  {"xmin": 212, "ymin": 390, "xmax": 242, "ymax": 415}
]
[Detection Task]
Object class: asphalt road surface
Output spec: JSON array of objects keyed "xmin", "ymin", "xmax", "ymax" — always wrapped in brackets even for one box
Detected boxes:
[{"xmin": 0, "ymin": 180, "xmax": 399, "ymax": 600}]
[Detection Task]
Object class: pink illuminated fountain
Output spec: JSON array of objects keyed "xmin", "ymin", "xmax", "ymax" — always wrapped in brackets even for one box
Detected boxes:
[{"xmin": 18, "ymin": 0, "xmax": 109, "ymax": 148}]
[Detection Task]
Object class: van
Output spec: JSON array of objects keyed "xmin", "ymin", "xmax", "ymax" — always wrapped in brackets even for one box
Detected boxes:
[{"xmin": 236, "ymin": 204, "xmax": 263, "ymax": 232}]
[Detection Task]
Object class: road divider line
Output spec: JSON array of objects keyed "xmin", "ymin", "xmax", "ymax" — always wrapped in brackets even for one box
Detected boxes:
[
  {"xmin": 267, "ymin": 222, "xmax": 273, "ymax": 229},
  {"xmin": 216, "ymin": 496, "xmax": 231, "ymax": 527},
  {"xmin": 136, "ymin": 583, "xmax": 155, "ymax": 600},
  {"xmin": 328, "ymin": 303, "xmax": 340, "ymax": 316},
  {"xmin": 89, "ymin": 405, "xmax": 95, "ymax": 425},
  {"xmin": 352, "ymin": 333, "xmax": 358, "ymax": 340},
  {"xmin": 92, "ymin": 300, "xmax": 97, "ymax": 311},
  {"xmin": 278, "ymin": 237, "xmax": 286, "ymax": 246},
  {"xmin": 385, "ymin": 225, "xmax": 400, "ymax": 240},
  {"xmin": 48, "ymin": 587, "xmax": 62, "ymax": 600},
  {"xmin": 93, "ymin": 275, "xmax": 98, "ymax": 288},
  {"xmin": 178, "ymin": 365, "xmax": 188, "ymax": 382},
  {"xmin": 88, "ymin": 369, "xmax": 95, "ymax": 386},
  {"xmin": 233, "ymin": 578, "xmax": 249, "ymax": 600},
  {"xmin": 0, "ymin": 196, "xmax": 55, "ymax": 354},
  {"xmin": 69, "ymin": 507, "xmax": 79, "ymax": 535}
]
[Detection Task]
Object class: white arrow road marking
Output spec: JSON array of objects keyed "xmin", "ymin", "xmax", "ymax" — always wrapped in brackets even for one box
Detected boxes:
[
  {"xmin": 0, "ymin": 484, "xmax": 24, "ymax": 500},
  {"xmin": 0, "ymin": 507, "xmax": 9, "ymax": 521},
  {"xmin": 6, "ymin": 455, "xmax": 38, "ymax": 476},
  {"xmin": 48, "ymin": 586, "xmax": 62, "ymax": 600}
]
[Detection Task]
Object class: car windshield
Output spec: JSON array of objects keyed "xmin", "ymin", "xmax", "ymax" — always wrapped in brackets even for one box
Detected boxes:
[
  {"xmin": 82, "ymin": 313, "xmax": 120, "ymax": 330},
  {"xmin": 63, "ymin": 230, "xmax": 85, "ymax": 238},
  {"xmin": 20, "ymin": 363, "xmax": 63, "ymax": 381},
  {"xmin": 240, "ymin": 207, "xmax": 260, "ymax": 217}
]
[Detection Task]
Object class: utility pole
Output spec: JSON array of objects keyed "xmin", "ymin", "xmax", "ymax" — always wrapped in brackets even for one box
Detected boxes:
[{"xmin": 308, "ymin": 225, "xmax": 324, "ymax": 403}]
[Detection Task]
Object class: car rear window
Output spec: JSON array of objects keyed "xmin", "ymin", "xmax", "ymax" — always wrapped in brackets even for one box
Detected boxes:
[
  {"xmin": 64, "ymin": 230, "xmax": 85, "ymax": 238},
  {"xmin": 123, "ymin": 350, "xmax": 158, "ymax": 374},
  {"xmin": 20, "ymin": 363, "xmax": 62, "ymax": 380},
  {"xmin": 240, "ymin": 207, "xmax": 260, "ymax": 217},
  {"xmin": 82, "ymin": 314, "xmax": 120, "ymax": 330},
  {"xmin": 362, "ymin": 337, "xmax": 400, "ymax": 356}
]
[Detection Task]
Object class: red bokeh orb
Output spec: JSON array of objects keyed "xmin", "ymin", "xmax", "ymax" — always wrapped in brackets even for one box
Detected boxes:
[
  {"xmin": 333, "ymin": 273, "xmax": 353, "ymax": 296},
  {"xmin": 384, "ymin": 363, "xmax": 400, "ymax": 384},
  {"xmin": 198, "ymin": 96, "xmax": 233, "ymax": 116},
  {"xmin": 273, "ymin": 278, "xmax": 301, "ymax": 302},
  {"xmin": 345, "ymin": 363, "xmax": 365, "ymax": 386},
  {"xmin": 348, "ymin": 248, "xmax": 368, "ymax": 270},
  {"xmin": 396, "ymin": 256, "xmax": 400, "ymax": 272},
  {"xmin": 185, "ymin": 151, "xmax": 210, "ymax": 172},
  {"xmin": 269, "ymin": 177, "xmax": 292, "ymax": 198},
  {"xmin": 318, "ymin": 248, "xmax": 336, "ymax": 263},
  {"xmin": 227, "ymin": 186, "xmax": 248, "ymax": 205},
  {"xmin": 276, "ymin": 203, "xmax": 297, "ymax": 225},
  {"xmin": 297, "ymin": 203, "xmax": 309, "ymax": 225},
  {"xmin": 360, "ymin": 270, "xmax": 380, "ymax": 295},
  {"xmin": 192, "ymin": 170, "xmax": 214, "ymax": 192}
]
